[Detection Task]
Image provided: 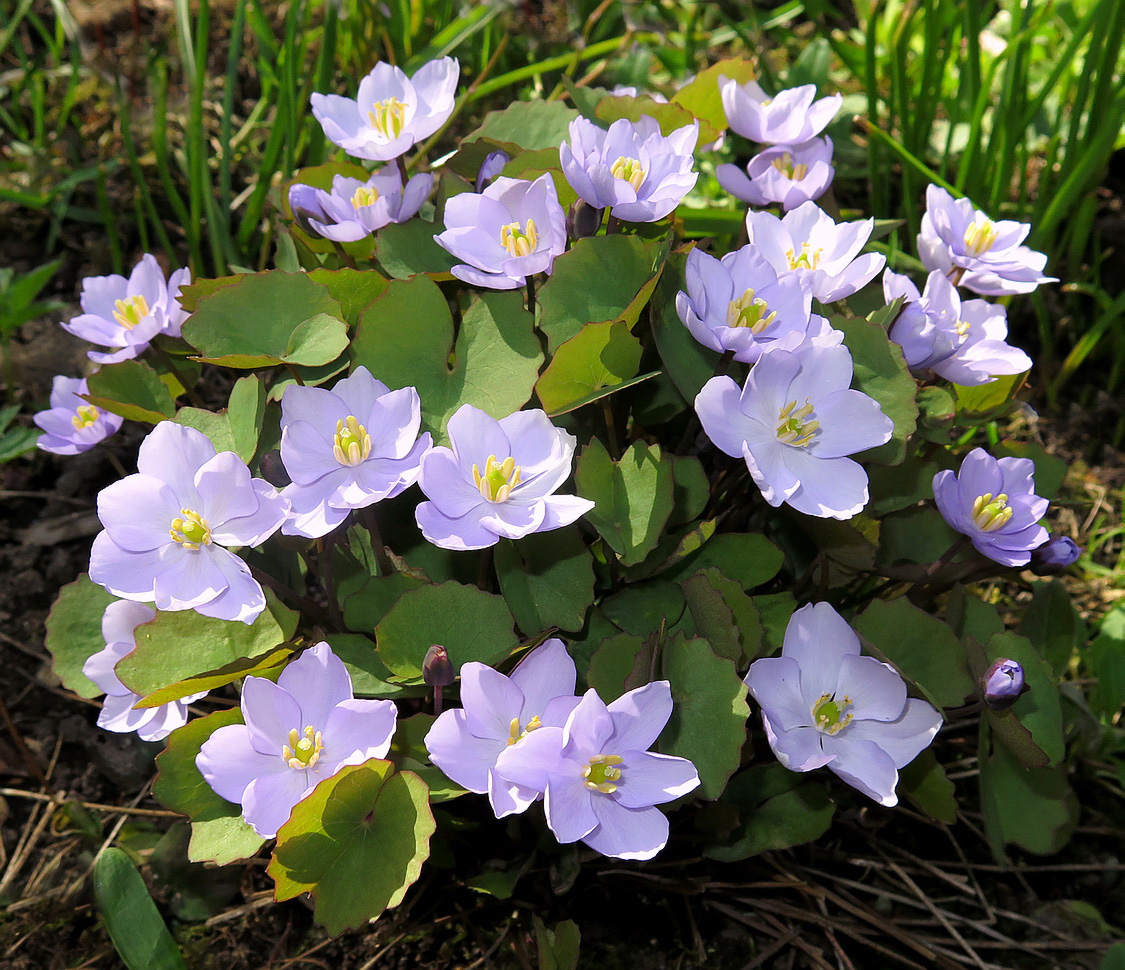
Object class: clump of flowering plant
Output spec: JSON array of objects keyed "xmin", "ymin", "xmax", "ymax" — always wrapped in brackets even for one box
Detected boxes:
[{"xmin": 34, "ymin": 376, "xmax": 122, "ymax": 455}]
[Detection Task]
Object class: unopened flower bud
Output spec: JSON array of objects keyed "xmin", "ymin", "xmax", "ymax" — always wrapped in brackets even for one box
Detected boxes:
[
  {"xmin": 566, "ymin": 199, "xmax": 604, "ymax": 240},
  {"xmin": 1029, "ymin": 534, "xmax": 1081, "ymax": 575},
  {"xmin": 258, "ymin": 450, "xmax": 291, "ymax": 488},
  {"xmin": 423, "ymin": 644, "xmax": 455, "ymax": 687},
  {"xmin": 476, "ymin": 151, "xmax": 510, "ymax": 193},
  {"xmin": 982, "ymin": 658, "xmax": 1026, "ymax": 711}
]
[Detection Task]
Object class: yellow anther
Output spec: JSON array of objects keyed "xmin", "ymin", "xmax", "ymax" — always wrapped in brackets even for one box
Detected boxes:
[
  {"xmin": 610, "ymin": 155, "xmax": 647, "ymax": 192},
  {"xmin": 113, "ymin": 294, "xmax": 151, "ymax": 330},
  {"xmin": 963, "ymin": 218, "xmax": 998, "ymax": 255},
  {"xmin": 784, "ymin": 242, "xmax": 823, "ymax": 270},
  {"xmin": 971, "ymin": 492, "xmax": 1013, "ymax": 532},
  {"xmin": 472, "ymin": 454, "xmax": 522, "ymax": 503},
  {"xmin": 770, "ymin": 152, "xmax": 809, "ymax": 181},
  {"xmin": 506, "ymin": 714, "xmax": 543, "ymax": 746},
  {"xmin": 776, "ymin": 398, "xmax": 819, "ymax": 447},
  {"xmin": 499, "ymin": 219, "xmax": 538, "ymax": 258},
  {"xmin": 367, "ymin": 97, "xmax": 406, "ymax": 139},
  {"xmin": 71, "ymin": 404, "xmax": 100, "ymax": 430},
  {"xmin": 352, "ymin": 185, "xmax": 380, "ymax": 208},
  {"xmin": 726, "ymin": 288, "xmax": 778, "ymax": 333},
  {"xmin": 168, "ymin": 508, "xmax": 212, "ymax": 551},
  {"xmin": 332, "ymin": 415, "xmax": 372, "ymax": 467},
  {"xmin": 283, "ymin": 725, "xmax": 324, "ymax": 769},
  {"xmin": 581, "ymin": 753, "xmax": 623, "ymax": 793},
  {"xmin": 812, "ymin": 692, "xmax": 853, "ymax": 735},
  {"xmin": 955, "ymin": 319, "xmax": 971, "ymax": 339}
]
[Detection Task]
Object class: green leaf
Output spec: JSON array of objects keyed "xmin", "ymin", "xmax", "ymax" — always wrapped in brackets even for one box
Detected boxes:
[
  {"xmin": 994, "ymin": 440, "xmax": 1067, "ymax": 501},
  {"xmin": 671, "ymin": 58, "xmax": 757, "ymax": 143},
  {"xmin": 140, "ymin": 646, "xmax": 295, "ymax": 709},
  {"xmin": 495, "ymin": 528, "xmax": 596, "ymax": 635},
  {"xmin": 650, "ymin": 250, "xmax": 723, "ymax": 402},
  {"xmin": 659, "ymin": 634, "xmax": 750, "ymax": 799},
  {"xmin": 501, "ymin": 148, "xmax": 579, "ymax": 208},
  {"xmin": 576, "ymin": 438, "xmax": 675, "ymax": 567},
  {"xmin": 182, "ymin": 272, "xmax": 346, "ymax": 368},
  {"xmin": 751, "ymin": 592, "xmax": 797, "ymax": 651},
  {"xmin": 831, "ymin": 312, "xmax": 919, "ymax": 465},
  {"xmin": 1019, "ymin": 580, "xmax": 1085, "ymax": 676},
  {"xmin": 535, "ymin": 320, "xmax": 643, "ymax": 414},
  {"xmin": 268, "ymin": 760, "xmax": 435, "ymax": 936},
  {"xmin": 984, "ymin": 631, "xmax": 1065, "ymax": 767},
  {"xmin": 668, "ymin": 455, "xmax": 709, "ymax": 525},
  {"xmin": 867, "ymin": 454, "xmax": 944, "ymax": 515},
  {"xmin": 352, "ymin": 279, "xmax": 542, "ymax": 438},
  {"xmin": 916, "ymin": 386, "xmax": 956, "ymax": 443},
  {"xmin": 375, "ymin": 581, "xmax": 518, "ymax": 682},
  {"xmin": 587, "ymin": 633, "xmax": 648, "ymax": 703},
  {"xmin": 660, "ymin": 532, "xmax": 785, "ymax": 590},
  {"xmin": 388, "ymin": 713, "xmax": 466, "ymax": 803},
  {"xmin": 325, "ymin": 634, "xmax": 406, "ymax": 699},
  {"xmin": 307, "ymin": 268, "xmax": 389, "ymax": 325},
  {"xmin": 954, "ymin": 372, "xmax": 1026, "ymax": 422},
  {"xmin": 44, "ymin": 575, "xmax": 117, "ymax": 698},
  {"xmin": 85, "ymin": 360, "xmax": 176, "ymax": 423},
  {"xmin": 115, "ymin": 596, "xmax": 298, "ymax": 700},
  {"xmin": 374, "ymin": 219, "xmax": 457, "ymax": 280},
  {"xmin": 1087, "ymin": 606, "xmax": 1125, "ymax": 720},
  {"xmin": 227, "ymin": 375, "xmax": 265, "ymax": 462},
  {"xmin": 344, "ymin": 571, "xmax": 429, "ymax": 636},
  {"xmin": 174, "ymin": 407, "xmax": 236, "ymax": 453},
  {"xmin": 594, "ymin": 95, "xmax": 697, "ymax": 137},
  {"xmin": 152, "ymin": 709, "xmax": 265, "ymax": 865},
  {"xmin": 853, "ymin": 598, "xmax": 974, "ymax": 708},
  {"xmin": 93, "ymin": 848, "xmax": 188, "ymax": 970},
  {"xmin": 899, "ymin": 749, "xmax": 957, "ymax": 824},
  {"xmin": 535, "ymin": 917, "xmax": 581, "ymax": 970},
  {"xmin": 681, "ymin": 568, "xmax": 763, "ymax": 664},
  {"xmin": 467, "ymin": 100, "xmax": 580, "ymax": 151},
  {"xmin": 601, "ymin": 582, "xmax": 686, "ymax": 637},
  {"xmin": 876, "ymin": 506, "xmax": 959, "ymax": 566},
  {"xmin": 536, "ymin": 235, "xmax": 664, "ymax": 351}
]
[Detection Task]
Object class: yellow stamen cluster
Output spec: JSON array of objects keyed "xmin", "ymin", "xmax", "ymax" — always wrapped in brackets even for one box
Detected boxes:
[
  {"xmin": 472, "ymin": 454, "xmax": 522, "ymax": 503},
  {"xmin": 726, "ymin": 288, "xmax": 777, "ymax": 333},
  {"xmin": 812, "ymin": 693, "xmax": 853, "ymax": 735},
  {"xmin": 352, "ymin": 185, "xmax": 380, "ymax": 209},
  {"xmin": 169, "ymin": 508, "xmax": 212, "ymax": 551},
  {"xmin": 581, "ymin": 753, "xmax": 624, "ymax": 794},
  {"xmin": 113, "ymin": 294, "xmax": 151, "ymax": 330},
  {"xmin": 962, "ymin": 219, "xmax": 998, "ymax": 255},
  {"xmin": 971, "ymin": 492, "xmax": 1013, "ymax": 532},
  {"xmin": 610, "ymin": 155, "xmax": 646, "ymax": 192},
  {"xmin": 499, "ymin": 220, "xmax": 538, "ymax": 258},
  {"xmin": 367, "ymin": 97, "xmax": 406, "ymax": 139},
  {"xmin": 282, "ymin": 726, "xmax": 324, "ymax": 769},
  {"xmin": 771, "ymin": 152, "xmax": 809, "ymax": 181},
  {"xmin": 506, "ymin": 714, "xmax": 542, "ymax": 746},
  {"xmin": 71, "ymin": 404, "xmax": 101, "ymax": 430},
  {"xmin": 955, "ymin": 319, "xmax": 972, "ymax": 339},
  {"xmin": 776, "ymin": 398, "xmax": 819, "ymax": 447},
  {"xmin": 333, "ymin": 415, "xmax": 372, "ymax": 467},
  {"xmin": 785, "ymin": 242, "xmax": 822, "ymax": 270}
]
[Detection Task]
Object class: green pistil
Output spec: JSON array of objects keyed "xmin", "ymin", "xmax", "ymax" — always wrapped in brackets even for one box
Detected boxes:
[
  {"xmin": 775, "ymin": 399, "xmax": 819, "ymax": 447},
  {"xmin": 283, "ymin": 726, "xmax": 324, "ymax": 769},
  {"xmin": 726, "ymin": 288, "xmax": 777, "ymax": 333},
  {"xmin": 581, "ymin": 754, "xmax": 624, "ymax": 794},
  {"xmin": 472, "ymin": 454, "xmax": 522, "ymax": 503},
  {"xmin": 812, "ymin": 693, "xmax": 853, "ymax": 735},
  {"xmin": 169, "ymin": 508, "xmax": 213, "ymax": 551},
  {"xmin": 971, "ymin": 492, "xmax": 1013, "ymax": 532}
]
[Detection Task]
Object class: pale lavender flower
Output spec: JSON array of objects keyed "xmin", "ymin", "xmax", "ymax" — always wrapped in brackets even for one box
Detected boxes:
[
  {"xmin": 609, "ymin": 85, "xmax": 669, "ymax": 103},
  {"xmin": 494, "ymin": 683, "xmax": 700, "ymax": 860},
  {"xmin": 745, "ymin": 201, "xmax": 885, "ymax": 303},
  {"xmin": 932, "ymin": 448, "xmax": 1049, "ymax": 567},
  {"xmin": 476, "ymin": 150, "xmax": 510, "ymax": 193},
  {"xmin": 717, "ymin": 137, "xmax": 835, "ymax": 211},
  {"xmin": 424, "ymin": 639, "xmax": 581, "ymax": 817},
  {"xmin": 416, "ymin": 405, "xmax": 594, "ymax": 550},
  {"xmin": 89, "ymin": 422, "xmax": 289, "ymax": 624},
  {"xmin": 61, "ymin": 254, "xmax": 191, "ymax": 362},
  {"xmin": 982, "ymin": 658, "xmax": 1026, "ymax": 711},
  {"xmin": 288, "ymin": 170, "xmax": 433, "ymax": 242},
  {"xmin": 559, "ymin": 115, "xmax": 699, "ymax": 223},
  {"xmin": 720, "ymin": 78, "xmax": 841, "ymax": 145},
  {"xmin": 884, "ymin": 269, "xmax": 1031, "ymax": 386},
  {"xmin": 745, "ymin": 603, "xmax": 942, "ymax": 806},
  {"xmin": 695, "ymin": 342, "xmax": 892, "ymax": 519},
  {"xmin": 279, "ymin": 367, "xmax": 431, "ymax": 539},
  {"xmin": 34, "ymin": 376, "xmax": 123, "ymax": 455},
  {"xmin": 196, "ymin": 642, "xmax": 397, "ymax": 838},
  {"xmin": 435, "ymin": 174, "xmax": 567, "ymax": 290},
  {"xmin": 918, "ymin": 185, "xmax": 1056, "ymax": 296},
  {"xmin": 82, "ymin": 601, "xmax": 206, "ymax": 742},
  {"xmin": 311, "ymin": 57, "xmax": 459, "ymax": 162},
  {"xmin": 1029, "ymin": 534, "xmax": 1082, "ymax": 575},
  {"xmin": 675, "ymin": 245, "xmax": 814, "ymax": 363}
]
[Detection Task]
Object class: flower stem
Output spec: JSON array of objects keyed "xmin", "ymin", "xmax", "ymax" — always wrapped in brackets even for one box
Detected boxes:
[
  {"xmin": 396, "ymin": 155, "xmax": 409, "ymax": 188},
  {"xmin": 477, "ymin": 544, "xmax": 494, "ymax": 592},
  {"xmin": 918, "ymin": 535, "xmax": 973, "ymax": 586},
  {"xmin": 433, "ymin": 684, "xmax": 444, "ymax": 718},
  {"xmin": 526, "ymin": 277, "xmax": 536, "ymax": 317},
  {"xmin": 330, "ymin": 240, "xmax": 358, "ymax": 270},
  {"xmin": 602, "ymin": 396, "xmax": 621, "ymax": 459},
  {"xmin": 606, "ymin": 214, "xmax": 621, "ymax": 235},
  {"xmin": 105, "ymin": 450, "xmax": 130, "ymax": 479},
  {"xmin": 151, "ymin": 343, "xmax": 206, "ymax": 409},
  {"xmin": 360, "ymin": 505, "xmax": 394, "ymax": 577},
  {"xmin": 316, "ymin": 534, "xmax": 345, "ymax": 628}
]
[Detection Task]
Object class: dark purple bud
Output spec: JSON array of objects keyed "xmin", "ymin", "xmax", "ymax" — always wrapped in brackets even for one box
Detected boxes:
[
  {"xmin": 982, "ymin": 658, "xmax": 1026, "ymax": 711},
  {"xmin": 566, "ymin": 199, "xmax": 604, "ymax": 240},
  {"xmin": 258, "ymin": 450, "xmax": 291, "ymax": 488},
  {"xmin": 476, "ymin": 151, "xmax": 510, "ymax": 193},
  {"xmin": 1029, "ymin": 534, "xmax": 1081, "ymax": 575},
  {"xmin": 423, "ymin": 644, "xmax": 455, "ymax": 687}
]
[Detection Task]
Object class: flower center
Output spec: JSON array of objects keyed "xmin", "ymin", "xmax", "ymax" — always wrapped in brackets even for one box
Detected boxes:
[
  {"xmin": 812, "ymin": 693, "xmax": 853, "ymax": 735},
  {"xmin": 610, "ymin": 155, "xmax": 647, "ymax": 192},
  {"xmin": 726, "ymin": 288, "xmax": 777, "ymax": 333},
  {"xmin": 581, "ymin": 753, "xmax": 623, "ymax": 794},
  {"xmin": 499, "ymin": 220, "xmax": 538, "ymax": 258},
  {"xmin": 113, "ymin": 294, "xmax": 151, "ymax": 330},
  {"xmin": 333, "ymin": 415, "xmax": 372, "ymax": 466},
  {"xmin": 955, "ymin": 319, "xmax": 971, "ymax": 339},
  {"xmin": 472, "ymin": 454, "xmax": 522, "ymax": 503},
  {"xmin": 963, "ymin": 218, "xmax": 998, "ymax": 255},
  {"xmin": 771, "ymin": 152, "xmax": 809, "ymax": 181},
  {"xmin": 785, "ymin": 242, "xmax": 822, "ymax": 270},
  {"xmin": 282, "ymin": 725, "xmax": 324, "ymax": 769},
  {"xmin": 971, "ymin": 492, "xmax": 1013, "ymax": 532},
  {"xmin": 367, "ymin": 97, "xmax": 406, "ymax": 139},
  {"xmin": 506, "ymin": 714, "xmax": 542, "ymax": 746},
  {"xmin": 352, "ymin": 185, "xmax": 380, "ymax": 208},
  {"xmin": 776, "ymin": 398, "xmax": 819, "ymax": 447},
  {"xmin": 169, "ymin": 508, "xmax": 212, "ymax": 551},
  {"xmin": 71, "ymin": 404, "xmax": 100, "ymax": 430}
]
